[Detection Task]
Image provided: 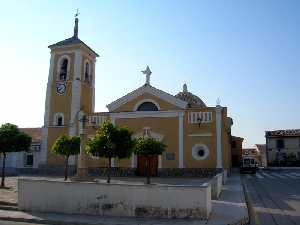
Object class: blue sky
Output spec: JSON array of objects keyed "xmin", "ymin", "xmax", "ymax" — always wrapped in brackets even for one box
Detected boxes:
[{"xmin": 0, "ymin": 0, "xmax": 299, "ymax": 147}]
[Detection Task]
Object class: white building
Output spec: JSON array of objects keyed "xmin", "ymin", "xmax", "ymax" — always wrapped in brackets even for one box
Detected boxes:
[
  {"xmin": 266, "ymin": 129, "xmax": 300, "ymax": 167},
  {"xmin": 0, "ymin": 128, "xmax": 42, "ymax": 175}
]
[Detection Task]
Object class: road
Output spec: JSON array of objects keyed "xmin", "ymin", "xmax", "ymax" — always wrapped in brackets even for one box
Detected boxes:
[
  {"xmin": 0, "ymin": 220, "xmax": 52, "ymax": 225},
  {"xmin": 242, "ymin": 170, "xmax": 300, "ymax": 225}
]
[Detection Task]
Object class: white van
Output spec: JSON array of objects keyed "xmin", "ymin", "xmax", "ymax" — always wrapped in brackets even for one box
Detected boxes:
[{"xmin": 240, "ymin": 157, "xmax": 257, "ymax": 174}]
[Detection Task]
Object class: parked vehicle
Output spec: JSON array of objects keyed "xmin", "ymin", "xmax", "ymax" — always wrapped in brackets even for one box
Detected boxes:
[{"xmin": 240, "ymin": 157, "xmax": 257, "ymax": 174}]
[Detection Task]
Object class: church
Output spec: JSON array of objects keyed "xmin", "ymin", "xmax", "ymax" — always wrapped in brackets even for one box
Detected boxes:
[{"xmin": 40, "ymin": 17, "xmax": 233, "ymax": 176}]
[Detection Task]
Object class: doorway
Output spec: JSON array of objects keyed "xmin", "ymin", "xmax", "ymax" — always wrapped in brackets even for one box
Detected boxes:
[{"xmin": 137, "ymin": 155, "xmax": 158, "ymax": 176}]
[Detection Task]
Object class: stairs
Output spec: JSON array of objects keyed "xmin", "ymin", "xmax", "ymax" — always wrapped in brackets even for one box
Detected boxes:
[{"xmin": 0, "ymin": 201, "xmax": 18, "ymax": 211}]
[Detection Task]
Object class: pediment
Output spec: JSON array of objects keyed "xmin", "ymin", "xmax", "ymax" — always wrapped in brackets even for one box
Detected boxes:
[
  {"xmin": 106, "ymin": 84, "xmax": 187, "ymax": 112},
  {"xmin": 133, "ymin": 127, "xmax": 164, "ymax": 141}
]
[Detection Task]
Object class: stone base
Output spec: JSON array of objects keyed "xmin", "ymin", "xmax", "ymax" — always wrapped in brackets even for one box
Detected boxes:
[{"xmin": 71, "ymin": 168, "xmax": 94, "ymax": 182}]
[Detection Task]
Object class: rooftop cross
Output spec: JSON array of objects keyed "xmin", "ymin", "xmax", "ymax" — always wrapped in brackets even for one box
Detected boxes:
[
  {"xmin": 75, "ymin": 8, "xmax": 80, "ymax": 18},
  {"xmin": 73, "ymin": 9, "xmax": 80, "ymax": 37},
  {"xmin": 141, "ymin": 66, "xmax": 152, "ymax": 85}
]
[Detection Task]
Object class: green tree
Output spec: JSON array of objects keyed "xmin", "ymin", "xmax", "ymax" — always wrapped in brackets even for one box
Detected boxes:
[
  {"xmin": 0, "ymin": 123, "xmax": 32, "ymax": 187},
  {"xmin": 86, "ymin": 121, "xmax": 134, "ymax": 183},
  {"xmin": 52, "ymin": 135, "xmax": 80, "ymax": 180},
  {"xmin": 134, "ymin": 137, "xmax": 166, "ymax": 184}
]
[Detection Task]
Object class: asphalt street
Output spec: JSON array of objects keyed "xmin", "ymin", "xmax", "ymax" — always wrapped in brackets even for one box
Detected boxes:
[
  {"xmin": 0, "ymin": 220, "xmax": 51, "ymax": 225},
  {"xmin": 242, "ymin": 170, "xmax": 300, "ymax": 225}
]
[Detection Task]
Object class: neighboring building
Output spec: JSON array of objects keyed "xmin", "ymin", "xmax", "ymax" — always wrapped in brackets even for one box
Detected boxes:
[
  {"xmin": 231, "ymin": 136, "xmax": 244, "ymax": 167},
  {"xmin": 0, "ymin": 128, "xmax": 42, "ymax": 175},
  {"xmin": 256, "ymin": 144, "xmax": 267, "ymax": 167},
  {"xmin": 39, "ymin": 17, "xmax": 234, "ymax": 176},
  {"xmin": 266, "ymin": 129, "xmax": 300, "ymax": 167}
]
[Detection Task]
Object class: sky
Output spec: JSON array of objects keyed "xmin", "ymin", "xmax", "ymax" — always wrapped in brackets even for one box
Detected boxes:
[{"xmin": 0, "ymin": 0, "xmax": 299, "ymax": 147}]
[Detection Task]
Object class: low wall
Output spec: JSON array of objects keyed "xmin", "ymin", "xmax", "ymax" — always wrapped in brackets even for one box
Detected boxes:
[
  {"xmin": 18, "ymin": 179, "xmax": 211, "ymax": 219},
  {"xmin": 210, "ymin": 173, "xmax": 223, "ymax": 200}
]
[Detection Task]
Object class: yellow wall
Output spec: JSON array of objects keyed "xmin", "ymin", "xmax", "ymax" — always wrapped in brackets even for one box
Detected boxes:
[{"xmin": 112, "ymin": 93, "xmax": 182, "ymax": 112}]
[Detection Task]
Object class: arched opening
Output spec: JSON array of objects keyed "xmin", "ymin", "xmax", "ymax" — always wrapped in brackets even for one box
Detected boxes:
[
  {"xmin": 54, "ymin": 113, "xmax": 64, "ymax": 126},
  {"xmin": 84, "ymin": 62, "xmax": 90, "ymax": 81},
  {"xmin": 136, "ymin": 102, "xmax": 158, "ymax": 111},
  {"xmin": 57, "ymin": 116, "xmax": 63, "ymax": 126},
  {"xmin": 59, "ymin": 59, "xmax": 68, "ymax": 81}
]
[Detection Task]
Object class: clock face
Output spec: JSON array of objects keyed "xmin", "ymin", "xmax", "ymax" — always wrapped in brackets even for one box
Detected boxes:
[{"xmin": 56, "ymin": 82, "xmax": 66, "ymax": 95}]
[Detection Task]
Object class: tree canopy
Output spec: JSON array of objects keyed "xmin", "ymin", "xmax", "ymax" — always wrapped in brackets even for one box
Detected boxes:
[
  {"xmin": 0, "ymin": 123, "xmax": 32, "ymax": 154},
  {"xmin": 86, "ymin": 122, "xmax": 134, "ymax": 159},
  {"xmin": 51, "ymin": 135, "xmax": 80, "ymax": 180},
  {"xmin": 86, "ymin": 121, "xmax": 134, "ymax": 183},
  {"xmin": 0, "ymin": 123, "xmax": 32, "ymax": 187},
  {"xmin": 134, "ymin": 137, "xmax": 166, "ymax": 156},
  {"xmin": 52, "ymin": 135, "xmax": 80, "ymax": 157}
]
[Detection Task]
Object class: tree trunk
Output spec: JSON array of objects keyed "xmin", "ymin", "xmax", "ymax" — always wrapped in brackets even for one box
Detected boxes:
[
  {"xmin": 1, "ymin": 152, "xmax": 6, "ymax": 187},
  {"xmin": 146, "ymin": 156, "xmax": 150, "ymax": 184},
  {"xmin": 107, "ymin": 157, "xmax": 111, "ymax": 184},
  {"xmin": 64, "ymin": 156, "xmax": 69, "ymax": 181}
]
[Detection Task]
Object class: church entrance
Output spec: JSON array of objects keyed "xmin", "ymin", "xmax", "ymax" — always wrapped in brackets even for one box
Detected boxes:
[{"xmin": 137, "ymin": 155, "xmax": 158, "ymax": 176}]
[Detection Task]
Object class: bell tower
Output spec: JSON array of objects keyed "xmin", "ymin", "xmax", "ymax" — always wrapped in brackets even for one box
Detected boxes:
[{"xmin": 40, "ymin": 16, "xmax": 99, "ymax": 167}]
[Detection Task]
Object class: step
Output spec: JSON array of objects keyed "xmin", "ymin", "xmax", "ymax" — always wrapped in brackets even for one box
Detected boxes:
[
  {"xmin": 0, "ymin": 201, "xmax": 17, "ymax": 207},
  {"xmin": 0, "ymin": 205, "xmax": 18, "ymax": 211}
]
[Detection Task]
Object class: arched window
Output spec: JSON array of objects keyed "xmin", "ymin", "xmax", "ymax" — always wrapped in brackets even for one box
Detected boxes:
[
  {"xmin": 59, "ymin": 58, "xmax": 68, "ymax": 81},
  {"xmin": 137, "ymin": 102, "xmax": 159, "ymax": 111},
  {"xmin": 84, "ymin": 62, "xmax": 90, "ymax": 81},
  {"xmin": 54, "ymin": 113, "xmax": 64, "ymax": 126}
]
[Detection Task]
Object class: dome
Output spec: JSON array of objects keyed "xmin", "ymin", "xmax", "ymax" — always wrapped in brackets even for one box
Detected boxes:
[{"xmin": 175, "ymin": 84, "xmax": 206, "ymax": 108}]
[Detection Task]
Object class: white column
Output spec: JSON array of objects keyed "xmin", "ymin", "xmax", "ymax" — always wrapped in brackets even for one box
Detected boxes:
[
  {"xmin": 41, "ymin": 53, "xmax": 55, "ymax": 165},
  {"xmin": 91, "ymin": 59, "xmax": 96, "ymax": 112},
  {"xmin": 158, "ymin": 155, "xmax": 162, "ymax": 169},
  {"xmin": 178, "ymin": 112, "xmax": 184, "ymax": 168},
  {"xmin": 69, "ymin": 50, "xmax": 82, "ymax": 165},
  {"xmin": 131, "ymin": 155, "xmax": 137, "ymax": 168},
  {"xmin": 215, "ymin": 106, "xmax": 223, "ymax": 168}
]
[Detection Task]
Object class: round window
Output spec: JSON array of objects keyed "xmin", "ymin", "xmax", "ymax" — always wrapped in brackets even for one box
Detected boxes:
[
  {"xmin": 192, "ymin": 144, "xmax": 209, "ymax": 160},
  {"xmin": 197, "ymin": 149, "xmax": 205, "ymax": 157}
]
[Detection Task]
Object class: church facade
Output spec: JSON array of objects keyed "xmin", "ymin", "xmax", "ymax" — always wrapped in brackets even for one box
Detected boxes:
[{"xmin": 40, "ymin": 18, "xmax": 233, "ymax": 175}]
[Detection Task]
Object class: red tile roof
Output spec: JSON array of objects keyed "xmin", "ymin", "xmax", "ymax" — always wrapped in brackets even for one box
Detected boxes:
[
  {"xmin": 266, "ymin": 129, "xmax": 300, "ymax": 137},
  {"xmin": 20, "ymin": 128, "xmax": 42, "ymax": 142}
]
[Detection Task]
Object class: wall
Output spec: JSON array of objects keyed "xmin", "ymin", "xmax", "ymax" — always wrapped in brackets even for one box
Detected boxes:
[
  {"xmin": 210, "ymin": 173, "xmax": 223, "ymax": 200},
  {"xmin": 267, "ymin": 137, "xmax": 300, "ymax": 163},
  {"xmin": 18, "ymin": 179, "xmax": 211, "ymax": 219}
]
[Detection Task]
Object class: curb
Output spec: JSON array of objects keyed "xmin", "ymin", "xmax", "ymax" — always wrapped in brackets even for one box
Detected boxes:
[
  {"xmin": 241, "ymin": 178, "xmax": 254, "ymax": 225},
  {"xmin": 0, "ymin": 211, "xmax": 102, "ymax": 225},
  {"xmin": 228, "ymin": 176, "xmax": 249, "ymax": 225}
]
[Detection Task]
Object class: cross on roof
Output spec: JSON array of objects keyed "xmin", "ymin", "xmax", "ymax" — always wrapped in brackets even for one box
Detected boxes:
[{"xmin": 75, "ymin": 9, "xmax": 80, "ymax": 18}]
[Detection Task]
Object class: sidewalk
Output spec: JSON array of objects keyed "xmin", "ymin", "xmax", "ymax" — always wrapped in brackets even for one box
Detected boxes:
[{"xmin": 0, "ymin": 173, "xmax": 248, "ymax": 225}]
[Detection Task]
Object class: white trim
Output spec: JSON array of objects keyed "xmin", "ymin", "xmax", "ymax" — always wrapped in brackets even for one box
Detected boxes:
[
  {"xmin": 110, "ymin": 110, "xmax": 184, "ymax": 119},
  {"xmin": 91, "ymin": 61, "xmax": 95, "ymax": 112},
  {"xmin": 192, "ymin": 144, "xmax": 210, "ymax": 160},
  {"xmin": 44, "ymin": 53, "xmax": 55, "ymax": 127},
  {"xmin": 53, "ymin": 112, "xmax": 64, "ymax": 126},
  {"xmin": 216, "ymin": 106, "xmax": 223, "ymax": 168},
  {"xmin": 158, "ymin": 155, "xmax": 162, "ymax": 169},
  {"xmin": 106, "ymin": 85, "xmax": 188, "ymax": 111},
  {"xmin": 133, "ymin": 99, "xmax": 161, "ymax": 111},
  {"xmin": 41, "ymin": 52, "xmax": 56, "ymax": 165},
  {"xmin": 56, "ymin": 55, "xmax": 71, "ymax": 81},
  {"xmin": 40, "ymin": 127, "xmax": 48, "ymax": 164},
  {"xmin": 131, "ymin": 154, "xmax": 137, "ymax": 168},
  {"xmin": 69, "ymin": 50, "xmax": 82, "ymax": 137},
  {"xmin": 188, "ymin": 133, "xmax": 212, "ymax": 137},
  {"xmin": 178, "ymin": 113, "xmax": 184, "ymax": 168}
]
